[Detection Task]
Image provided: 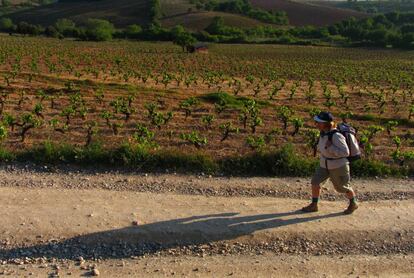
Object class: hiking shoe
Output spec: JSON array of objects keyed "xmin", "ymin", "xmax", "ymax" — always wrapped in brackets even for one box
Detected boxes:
[
  {"xmin": 344, "ymin": 202, "xmax": 358, "ymax": 215},
  {"xmin": 301, "ymin": 202, "xmax": 318, "ymax": 213}
]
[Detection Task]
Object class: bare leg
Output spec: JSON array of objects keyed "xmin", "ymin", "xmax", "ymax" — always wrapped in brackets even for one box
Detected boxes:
[
  {"xmin": 312, "ymin": 184, "xmax": 321, "ymax": 199},
  {"xmin": 346, "ymin": 189, "xmax": 356, "ymax": 200}
]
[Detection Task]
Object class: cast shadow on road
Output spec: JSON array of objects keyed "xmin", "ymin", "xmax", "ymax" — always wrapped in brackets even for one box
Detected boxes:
[{"xmin": 0, "ymin": 210, "xmax": 344, "ymax": 260}]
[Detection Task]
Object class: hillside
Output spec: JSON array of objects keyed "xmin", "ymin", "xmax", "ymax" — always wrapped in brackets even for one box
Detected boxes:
[
  {"xmin": 5, "ymin": 0, "xmax": 278, "ymax": 30},
  {"xmin": 161, "ymin": 11, "xmax": 277, "ymax": 31},
  {"xmin": 160, "ymin": 0, "xmax": 367, "ymax": 29},
  {"xmin": 7, "ymin": 0, "xmax": 152, "ymax": 28},
  {"xmin": 4, "ymin": 0, "xmax": 369, "ymax": 30},
  {"xmin": 160, "ymin": 0, "xmax": 368, "ymax": 28},
  {"xmin": 0, "ymin": 0, "xmax": 41, "ymax": 16},
  {"xmin": 159, "ymin": 0, "xmax": 278, "ymax": 30},
  {"xmin": 251, "ymin": 0, "xmax": 368, "ymax": 26}
]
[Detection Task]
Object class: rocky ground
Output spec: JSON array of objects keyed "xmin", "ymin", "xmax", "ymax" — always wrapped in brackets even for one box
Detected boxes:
[{"xmin": 0, "ymin": 164, "xmax": 413, "ymax": 277}]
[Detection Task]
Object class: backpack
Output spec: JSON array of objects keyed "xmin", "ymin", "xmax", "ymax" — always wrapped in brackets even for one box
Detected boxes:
[{"xmin": 327, "ymin": 123, "xmax": 362, "ymax": 162}]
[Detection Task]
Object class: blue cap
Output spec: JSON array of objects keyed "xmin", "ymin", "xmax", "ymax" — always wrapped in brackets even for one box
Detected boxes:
[{"xmin": 314, "ymin": 112, "xmax": 333, "ymax": 123}]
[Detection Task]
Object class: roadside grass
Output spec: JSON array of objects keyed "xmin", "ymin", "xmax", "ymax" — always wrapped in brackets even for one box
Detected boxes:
[{"xmin": 1, "ymin": 141, "xmax": 411, "ymax": 177}]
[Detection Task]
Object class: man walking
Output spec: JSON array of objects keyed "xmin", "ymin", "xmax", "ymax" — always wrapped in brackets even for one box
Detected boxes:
[{"xmin": 301, "ymin": 111, "xmax": 358, "ymax": 215}]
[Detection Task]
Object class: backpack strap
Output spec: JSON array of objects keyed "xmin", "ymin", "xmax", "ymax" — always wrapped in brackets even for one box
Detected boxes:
[
  {"xmin": 325, "ymin": 129, "xmax": 339, "ymax": 142},
  {"xmin": 327, "ymin": 128, "xmax": 354, "ymax": 159}
]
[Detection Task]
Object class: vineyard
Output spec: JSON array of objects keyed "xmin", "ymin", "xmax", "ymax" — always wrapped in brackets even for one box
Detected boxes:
[{"xmin": 0, "ymin": 36, "xmax": 413, "ymax": 175}]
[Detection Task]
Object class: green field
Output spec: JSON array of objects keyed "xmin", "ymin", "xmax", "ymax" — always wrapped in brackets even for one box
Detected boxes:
[{"xmin": 0, "ymin": 36, "xmax": 412, "ymax": 175}]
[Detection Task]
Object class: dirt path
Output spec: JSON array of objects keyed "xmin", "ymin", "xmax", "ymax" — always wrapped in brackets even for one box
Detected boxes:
[
  {"xmin": 0, "ymin": 168, "xmax": 413, "ymax": 277},
  {"xmin": 1, "ymin": 254, "xmax": 413, "ymax": 277}
]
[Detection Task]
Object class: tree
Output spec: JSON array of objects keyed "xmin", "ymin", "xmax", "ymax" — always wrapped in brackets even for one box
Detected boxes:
[
  {"xmin": 1, "ymin": 0, "xmax": 11, "ymax": 7},
  {"xmin": 45, "ymin": 26, "xmax": 60, "ymax": 38},
  {"xmin": 400, "ymin": 32, "xmax": 414, "ymax": 49},
  {"xmin": 0, "ymin": 18, "xmax": 14, "ymax": 32},
  {"xmin": 150, "ymin": 0, "xmax": 162, "ymax": 23},
  {"xmin": 172, "ymin": 25, "xmax": 197, "ymax": 52},
  {"xmin": 400, "ymin": 24, "xmax": 414, "ymax": 34},
  {"xmin": 55, "ymin": 18, "xmax": 76, "ymax": 37},
  {"xmin": 16, "ymin": 21, "xmax": 44, "ymax": 36},
  {"xmin": 367, "ymin": 28, "xmax": 388, "ymax": 46},
  {"xmin": 124, "ymin": 24, "xmax": 142, "ymax": 39},
  {"xmin": 206, "ymin": 16, "xmax": 225, "ymax": 35},
  {"xmin": 84, "ymin": 19, "xmax": 115, "ymax": 41}
]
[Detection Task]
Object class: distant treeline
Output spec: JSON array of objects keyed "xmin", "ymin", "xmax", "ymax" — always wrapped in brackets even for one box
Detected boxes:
[
  {"xmin": 0, "ymin": 17, "xmax": 198, "ymax": 50},
  {"xmin": 329, "ymin": 12, "xmax": 414, "ymax": 48},
  {"xmin": 199, "ymin": 12, "xmax": 414, "ymax": 49},
  {"xmin": 0, "ymin": 12, "xmax": 413, "ymax": 49},
  {"xmin": 337, "ymin": 0, "xmax": 414, "ymax": 14}
]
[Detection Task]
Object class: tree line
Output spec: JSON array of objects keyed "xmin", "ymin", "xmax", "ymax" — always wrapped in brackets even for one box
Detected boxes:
[{"xmin": 0, "ymin": 11, "xmax": 412, "ymax": 49}]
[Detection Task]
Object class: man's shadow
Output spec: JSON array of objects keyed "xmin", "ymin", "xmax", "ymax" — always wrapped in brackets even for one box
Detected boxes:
[{"xmin": 0, "ymin": 210, "xmax": 343, "ymax": 260}]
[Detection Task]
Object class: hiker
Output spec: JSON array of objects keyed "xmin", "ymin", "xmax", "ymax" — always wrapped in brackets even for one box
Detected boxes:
[{"xmin": 301, "ymin": 111, "xmax": 358, "ymax": 215}]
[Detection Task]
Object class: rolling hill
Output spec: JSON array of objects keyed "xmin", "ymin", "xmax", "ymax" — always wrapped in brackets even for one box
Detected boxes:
[
  {"xmin": 6, "ymin": 0, "xmax": 286, "ymax": 30},
  {"xmin": 251, "ymin": 0, "xmax": 368, "ymax": 26},
  {"xmin": 7, "ymin": 0, "xmax": 152, "ymax": 27},
  {"xmin": 5, "ymin": 0, "xmax": 368, "ymax": 30},
  {"xmin": 160, "ymin": 0, "xmax": 281, "ymax": 31},
  {"xmin": 160, "ymin": 0, "xmax": 367, "ymax": 29},
  {"xmin": 161, "ymin": 11, "xmax": 278, "ymax": 31}
]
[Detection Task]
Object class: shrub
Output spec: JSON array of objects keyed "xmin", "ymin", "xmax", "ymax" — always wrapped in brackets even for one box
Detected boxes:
[
  {"xmin": 148, "ymin": 149, "xmax": 218, "ymax": 173},
  {"xmin": 75, "ymin": 142, "xmax": 107, "ymax": 163},
  {"xmin": 55, "ymin": 18, "xmax": 76, "ymax": 37},
  {"xmin": 124, "ymin": 24, "xmax": 142, "ymax": 39},
  {"xmin": 45, "ymin": 26, "xmax": 61, "ymax": 38},
  {"xmin": 0, "ymin": 147, "xmax": 14, "ymax": 162},
  {"xmin": 16, "ymin": 21, "xmax": 44, "ymax": 36},
  {"xmin": 221, "ymin": 144, "xmax": 318, "ymax": 176},
  {"xmin": 180, "ymin": 131, "xmax": 208, "ymax": 149},
  {"xmin": 110, "ymin": 142, "xmax": 150, "ymax": 166},
  {"xmin": 84, "ymin": 18, "xmax": 115, "ymax": 41},
  {"xmin": 19, "ymin": 141, "xmax": 76, "ymax": 163},
  {"xmin": 171, "ymin": 25, "xmax": 197, "ymax": 52},
  {"xmin": 0, "ymin": 141, "xmax": 410, "ymax": 177},
  {"xmin": 0, "ymin": 17, "xmax": 15, "ymax": 32},
  {"xmin": 350, "ymin": 159, "xmax": 405, "ymax": 177}
]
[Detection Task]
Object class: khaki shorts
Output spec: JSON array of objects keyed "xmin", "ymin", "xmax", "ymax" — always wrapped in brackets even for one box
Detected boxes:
[{"xmin": 311, "ymin": 165, "xmax": 353, "ymax": 194}]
